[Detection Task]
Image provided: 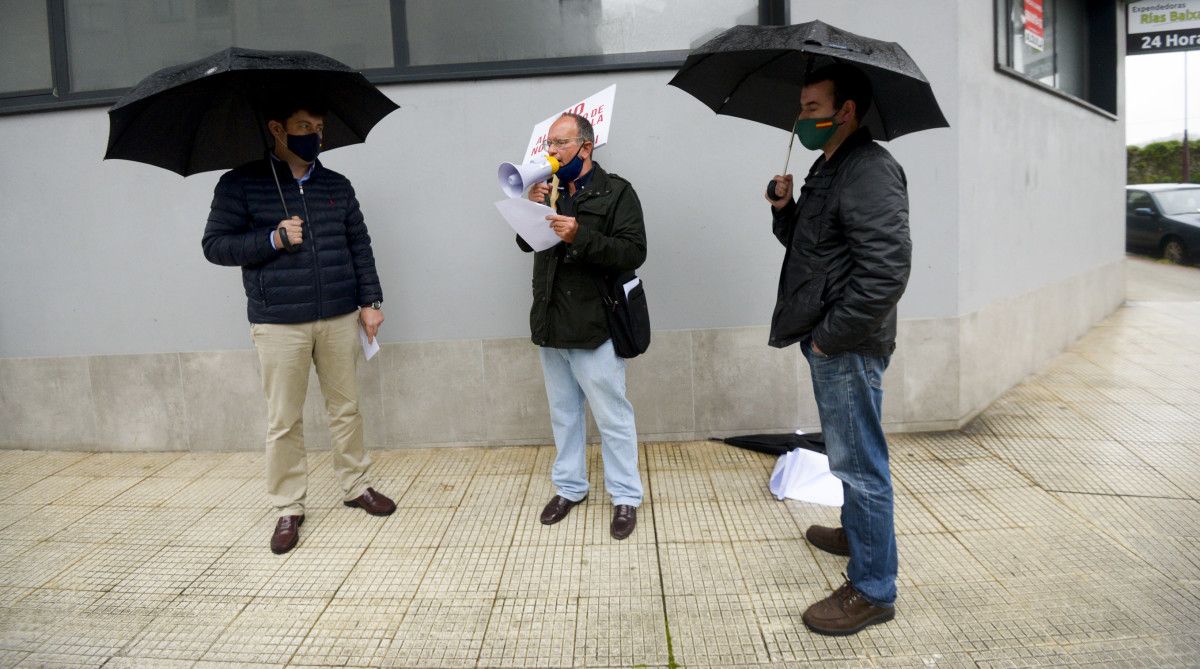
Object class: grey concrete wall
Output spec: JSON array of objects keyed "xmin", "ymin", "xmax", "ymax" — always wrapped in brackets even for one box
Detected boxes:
[
  {"xmin": 0, "ymin": 252, "xmax": 1123, "ymax": 452},
  {"xmin": 0, "ymin": 0, "xmax": 1128, "ymax": 451},
  {"xmin": 0, "ymin": 18, "xmax": 963, "ymax": 359},
  {"xmin": 950, "ymin": 0, "xmax": 1127, "ymax": 416},
  {"xmin": 955, "ymin": 0, "xmax": 1126, "ymax": 315},
  {"xmin": 957, "ymin": 259, "xmax": 1125, "ymax": 421}
]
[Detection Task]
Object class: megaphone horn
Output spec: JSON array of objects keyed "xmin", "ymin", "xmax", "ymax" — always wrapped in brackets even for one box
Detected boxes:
[{"xmin": 497, "ymin": 154, "xmax": 561, "ymax": 198}]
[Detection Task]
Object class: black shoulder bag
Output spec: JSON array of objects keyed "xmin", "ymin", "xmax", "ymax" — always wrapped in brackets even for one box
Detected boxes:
[{"xmin": 592, "ymin": 270, "xmax": 651, "ymax": 358}]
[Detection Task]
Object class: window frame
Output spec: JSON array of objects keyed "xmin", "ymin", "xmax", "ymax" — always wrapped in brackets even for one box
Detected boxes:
[
  {"xmin": 1, "ymin": 0, "xmax": 788, "ymax": 116},
  {"xmin": 992, "ymin": 0, "xmax": 1119, "ymax": 120}
]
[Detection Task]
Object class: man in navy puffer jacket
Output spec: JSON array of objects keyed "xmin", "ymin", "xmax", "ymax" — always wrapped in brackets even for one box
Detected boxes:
[{"xmin": 203, "ymin": 99, "xmax": 395, "ymax": 555}]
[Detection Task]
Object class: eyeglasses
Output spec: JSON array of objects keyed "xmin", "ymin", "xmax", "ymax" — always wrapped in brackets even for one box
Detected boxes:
[{"xmin": 542, "ymin": 137, "xmax": 584, "ymax": 150}]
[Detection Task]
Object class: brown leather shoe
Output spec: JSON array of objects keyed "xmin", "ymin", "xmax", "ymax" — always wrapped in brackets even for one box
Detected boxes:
[
  {"xmin": 343, "ymin": 488, "xmax": 396, "ymax": 517},
  {"xmin": 802, "ymin": 580, "xmax": 895, "ymax": 636},
  {"xmin": 806, "ymin": 525, "xmax": 850, "ymax": 556},
  {"xmin": 270, "ymin": 515, "xmax": 304, "ymax": 555},
  {"xmin": 610, "ymin": 505, "xmax": 637, "ymax": 540},
  {"xmin": 540, "ymin": 494, "xmax": 585, "ymax": 525}
]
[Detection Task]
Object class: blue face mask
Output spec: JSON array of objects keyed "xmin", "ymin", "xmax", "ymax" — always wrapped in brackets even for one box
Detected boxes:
[
  {"xmin": 286, "ymin": 132, "xmax": 321, "ymax": 163},
  {"xmin": 555, "ymin": 146, "xmax": 587, "ymax": 182}
]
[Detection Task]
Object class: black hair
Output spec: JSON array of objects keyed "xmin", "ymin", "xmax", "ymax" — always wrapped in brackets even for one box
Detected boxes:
[
  {"xmin": 804, "ymin": 63, "xmax": 872, "ymax": 122},
  {"xmin": 265, "ymin": 97, "xmax": 329, "ymax": 125}
]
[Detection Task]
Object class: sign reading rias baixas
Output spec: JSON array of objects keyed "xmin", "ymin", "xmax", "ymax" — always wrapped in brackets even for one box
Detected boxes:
[{"xmin": 1129, "ymin": 0, "xmax": 1200, "ymax": 54}]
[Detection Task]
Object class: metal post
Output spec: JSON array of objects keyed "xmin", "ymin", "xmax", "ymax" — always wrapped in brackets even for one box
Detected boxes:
[
  {"xmin": 1185, "ymin": 52, "xmax": 1192, "ymax": 183},
  {"xmin": 758, "ymin": 0, "xmax": 789, "ymax": 26}
]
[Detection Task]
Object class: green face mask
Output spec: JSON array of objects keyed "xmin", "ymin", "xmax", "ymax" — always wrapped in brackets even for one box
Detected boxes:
[{"xmin": 793, "ymin": 116, "xmax": 838, "ymax": 150}]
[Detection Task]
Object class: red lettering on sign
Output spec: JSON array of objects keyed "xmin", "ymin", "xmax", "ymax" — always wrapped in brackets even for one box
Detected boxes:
[{"xmin": 1024, "ymin": 0, "xmax": 1044, "ymax": 38}]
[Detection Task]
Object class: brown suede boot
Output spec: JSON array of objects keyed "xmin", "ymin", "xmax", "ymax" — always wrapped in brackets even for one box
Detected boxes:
[
  {"xmin": 802, "ymin": 580, "xmax": 895, "ymax": 636},
  {"xmin": 805, "ymin": 525, "xmax": 850, "ymax": 556}
]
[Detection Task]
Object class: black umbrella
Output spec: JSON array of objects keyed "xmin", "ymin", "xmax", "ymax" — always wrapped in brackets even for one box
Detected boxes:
[
  {"xmin": 104, "ymin": 47, "xmax": 398, "ymax": 177},
  {"xmin": 711, "ymin": 432, "xmax": 826, "ymax": 457},
  {"xmin": 668, "ymin": 21, "xmax": 948, "ymax": 140}
]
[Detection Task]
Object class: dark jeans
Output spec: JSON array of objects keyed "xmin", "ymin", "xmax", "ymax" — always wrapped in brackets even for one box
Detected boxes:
[{"xmin": 802, "ymin": 339, "xmax": 897, "ymax": 606}]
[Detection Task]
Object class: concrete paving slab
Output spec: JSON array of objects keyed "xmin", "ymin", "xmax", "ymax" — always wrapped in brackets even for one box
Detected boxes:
[{"xmin": 0, "ymin": 261, "xmax": 1199, "ymax": 666}]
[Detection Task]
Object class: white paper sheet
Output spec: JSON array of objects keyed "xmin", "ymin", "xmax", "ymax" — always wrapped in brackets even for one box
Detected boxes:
[
  {"xmin": 622, "ymin": 276, "xmax": 640, "ymax": 299},
  {"xmin": 768, "ymin": 448, "xmax": 844, "ymax": 507},
  {"xmin": 494, "ymin": 198, "xmax": 560, "ymax": 251},
  {"xmin": 359, "ymin": 325, "xmax": 380, "ymax": 361}
]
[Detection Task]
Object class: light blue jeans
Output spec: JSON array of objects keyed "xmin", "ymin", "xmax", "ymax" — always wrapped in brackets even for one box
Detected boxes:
[
  {"xmin": 802, "ymin": 339, "xmax": 897, "ymax": 607},
  {"xmin": 538, "ymin": 340, "xmax": 643, "ymax": 507}
]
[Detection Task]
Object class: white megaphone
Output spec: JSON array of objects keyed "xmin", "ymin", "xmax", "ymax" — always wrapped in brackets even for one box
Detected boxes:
[{"xmin": 497, "ymin": 154, "xmax": 561, "ymax": 198}]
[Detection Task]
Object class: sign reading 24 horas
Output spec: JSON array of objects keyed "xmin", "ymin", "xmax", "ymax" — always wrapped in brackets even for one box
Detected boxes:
[{"xmin": 1129, "ymin": 1, "xmax": 1200, "ymax": 54}]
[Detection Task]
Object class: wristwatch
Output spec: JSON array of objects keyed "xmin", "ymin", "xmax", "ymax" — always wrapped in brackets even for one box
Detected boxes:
[{"xmin": 363, "ymin": 300, "xmax": 383, "ymax": 310}]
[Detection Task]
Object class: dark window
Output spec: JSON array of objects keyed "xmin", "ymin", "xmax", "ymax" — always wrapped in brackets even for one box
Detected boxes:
[
  {"xmin": 0, "ymin": 0, "xmax": 782, "ymax": 115},
  {"xmin": 403, "ymin": 0, "xmax": 755, "ymax": 66},
  {"xmin": 64, "ymin": 0, "xmax": 395, "ymax": 93},
  {"xmin": 994, "ymin": 0, "xmax": 1118, "ymax": 116},
  {"xmin": 1127, "ymin": 190, "xmax": 1154, "ymax": 214},
  {"xmin": 0, "ymin": 0, "xmax": 54, "ymax": 97}
]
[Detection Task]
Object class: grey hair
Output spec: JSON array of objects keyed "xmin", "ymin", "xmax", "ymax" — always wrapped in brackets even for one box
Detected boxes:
[{"xmin": 560, "ymin": 112, "xmax": 595, "ymax": 144}]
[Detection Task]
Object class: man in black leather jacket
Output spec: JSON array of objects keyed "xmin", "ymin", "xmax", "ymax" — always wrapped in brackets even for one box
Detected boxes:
[
  {"xmin": 203, "ymin": 98, "xmax": 395, "ymax": 555},
  {"xmin": 766, "ymin": 64, "xmax": 912, "ymax": 635}
]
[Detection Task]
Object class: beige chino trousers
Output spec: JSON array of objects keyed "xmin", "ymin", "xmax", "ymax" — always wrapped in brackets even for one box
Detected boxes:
[{"xmin": 250, "ymin": 310, "xmax": 372, "ymax": 516}]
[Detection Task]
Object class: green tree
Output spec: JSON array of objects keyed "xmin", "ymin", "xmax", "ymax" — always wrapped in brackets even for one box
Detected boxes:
[{"xmin": 1128, "ymin": 139, "xmax": 1200, "ymax": 184}]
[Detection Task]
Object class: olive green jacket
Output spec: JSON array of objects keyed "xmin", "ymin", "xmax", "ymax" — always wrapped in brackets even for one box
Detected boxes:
[{"xmin": 517, "ymin": 163, "xmax": 647, "ymax": 349}]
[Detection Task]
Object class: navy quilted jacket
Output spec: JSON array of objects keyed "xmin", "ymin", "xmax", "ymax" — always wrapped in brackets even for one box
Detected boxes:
[{"xmin": 202, "ymin": 158, "xmax": 383, "ymax": 324}]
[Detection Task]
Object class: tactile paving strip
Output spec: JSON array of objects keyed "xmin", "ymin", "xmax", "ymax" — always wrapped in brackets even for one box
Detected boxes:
[
  {"xmin": 380, "ymin": 597, "xmax": 491, "ymax": 668},
  {"xmin": 199, "ymin": 596, "xmax": 327, "ymax": 664}
]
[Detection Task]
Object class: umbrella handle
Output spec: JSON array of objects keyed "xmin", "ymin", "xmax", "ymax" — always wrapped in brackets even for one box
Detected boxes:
[
  {"xmin": 255, "ymin": 108, "xmax": 297, "ymax": 234},
  {"xmin": 766, "ymin": 131, "xmax": 797, "ymax": 200},
  {"xmin": 782, "ymin": 126, "xmax": 796, "ymax": 175},
  {"xmin": 268, "ymin": 152, "xmax": 303, "ymax": 253},
  {"xmin": 269, "ymin": 154, "xmax": 291, "ymax": 220},
  {"xmin": 767, "ymin": 83, "xmax": 807, "ymax": 201}
]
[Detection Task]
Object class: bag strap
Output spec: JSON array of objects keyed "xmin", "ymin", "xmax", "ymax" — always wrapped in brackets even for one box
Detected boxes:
[{"xmin": 589, "ymin": 271, "xmax": 617, "ymax": 310}]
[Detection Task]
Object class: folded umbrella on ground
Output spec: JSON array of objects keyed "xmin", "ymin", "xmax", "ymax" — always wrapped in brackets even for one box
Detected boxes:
[{"xmin": 713, "ymin": 431, "xmax": 825, "ymax": 456}]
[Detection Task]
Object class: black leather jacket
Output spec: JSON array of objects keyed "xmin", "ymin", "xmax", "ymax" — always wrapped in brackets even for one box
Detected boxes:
[{"xmin": 769, "ymin": 128, "xmax": 911, "ymax": 357}]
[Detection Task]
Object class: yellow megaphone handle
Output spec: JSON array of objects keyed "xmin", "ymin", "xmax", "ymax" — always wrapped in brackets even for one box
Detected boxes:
[{"xmin": 545, "ymin": 154, "xmax": 562, "ymax": 209}]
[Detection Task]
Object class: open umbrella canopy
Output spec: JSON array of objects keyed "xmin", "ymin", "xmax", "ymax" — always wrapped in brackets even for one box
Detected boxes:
[
  {"xmin": 104, "ymin": 47, "xmax": 398, "ymax": 176},
  {"xmin": 668, "ymin": 21, "xmax": 948, "ymax": 141}
]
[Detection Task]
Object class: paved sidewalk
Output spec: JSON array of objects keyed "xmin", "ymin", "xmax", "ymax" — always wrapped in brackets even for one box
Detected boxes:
[{"xmin": 1, "ymin": 265, "xmax": 1199, "ymax": 667}]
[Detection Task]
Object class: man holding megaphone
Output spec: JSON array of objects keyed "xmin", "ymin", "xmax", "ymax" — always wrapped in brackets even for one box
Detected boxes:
[{"xmin": 515, "ymin": 112, "xmax": 647, "ymax": 541}]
